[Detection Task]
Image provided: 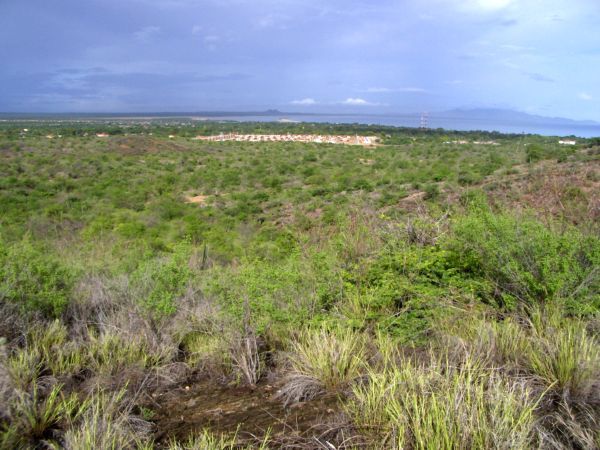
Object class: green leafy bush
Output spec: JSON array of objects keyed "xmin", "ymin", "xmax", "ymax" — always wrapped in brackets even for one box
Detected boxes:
[
  {"xmin": 0, "ymin": 238, "xmax": 76, "ymax": 318},
  {"xmin": 448, "ymin": 207, "xmax": 599, "ymax": 312},
  {"xmin": 132, "ymin": 243, "xmax": 193, "ymax": 319},
  {"xmin": 526, "ymin": 144, "xmax": 545, "ymax": 163}
]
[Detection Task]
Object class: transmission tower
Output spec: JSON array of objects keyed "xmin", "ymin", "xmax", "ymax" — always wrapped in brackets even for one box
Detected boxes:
[{"xmin": 420, "ymin": 112, "xmax": 429, "ymax": 129}]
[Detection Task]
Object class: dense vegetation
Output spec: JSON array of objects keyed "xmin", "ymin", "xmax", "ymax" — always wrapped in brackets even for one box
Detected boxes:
[{"xmin": 0, "ymin": 121, "xmax": 598, "ymax": 449}]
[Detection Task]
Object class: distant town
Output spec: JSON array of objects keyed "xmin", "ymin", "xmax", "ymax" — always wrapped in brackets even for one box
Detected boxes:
[{"xmin": 192, "ymin": 133, "xmax": 379, "ymax": 145}]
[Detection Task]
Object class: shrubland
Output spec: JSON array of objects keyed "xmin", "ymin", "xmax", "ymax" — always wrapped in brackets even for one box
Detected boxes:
[{"xmin": 0, "ymin": 122, "xmax": 598, "ymax": 448}]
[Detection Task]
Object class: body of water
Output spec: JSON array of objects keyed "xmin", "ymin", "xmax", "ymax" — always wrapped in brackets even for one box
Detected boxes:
[{"xmin": 213, "ymin": 113, "xmax": 600, "ymax": 138}]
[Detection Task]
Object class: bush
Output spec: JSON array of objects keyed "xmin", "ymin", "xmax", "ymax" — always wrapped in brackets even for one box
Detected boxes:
[
  {"xmin": 526, "ymin": 144, "xmax": 544, "ymax": 163},
  {"xmin": 423, "ymin": 183, "xmax": 440, "ymax": 200},
  {"xmin": 0, "ymin": 238, "xmax": 76, "ymax": 318},
  {"xmin": 448, "ymin": 208, "xmax": 600, "ymax": 312},
  {"xmin": 132, "ymin": 244, "xmax": 193, "ymax": 319}
]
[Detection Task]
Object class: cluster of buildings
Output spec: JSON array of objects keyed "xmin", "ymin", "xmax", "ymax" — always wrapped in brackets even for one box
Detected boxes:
[
  {"xmin": 443, "ymin": 140, "xmax": 500, "ymax": 145},
  {"xmin": 558, "ymin": 139, "xmax": 577, "ymax": 145},
  {"xmin": 192, "ymin": 133, "xmax": 378, "ymax": 145}
]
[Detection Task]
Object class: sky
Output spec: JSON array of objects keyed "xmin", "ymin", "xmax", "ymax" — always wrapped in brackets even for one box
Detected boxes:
[{"xmin": 1, "ymin": 0, "xmax": 599, "ymax": 120}]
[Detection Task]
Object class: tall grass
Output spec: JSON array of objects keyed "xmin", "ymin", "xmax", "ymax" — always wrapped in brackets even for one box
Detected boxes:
[
  {"xmin": 167, "ymin": 428, "xmax": 270, "ymax": 450},
  {"xmin": 6, "ymin": 348, "xmax": 42, "ymax": 392},
  {"xmin": 2, "ymin": 383, "xmax": 86, "ymax": 448},
  {"xmin": 278, "ymin": 327, "xmax": 366, "ymax": 404},
  {"xmin": 526, "ymin": 306, "xmax": 599, "ymax": 399},
  {"xmin": 63, "ymin": 389, "xmax": 152, "ymax": 450},
  {"xmin": 347, "ymin": 353, "xmax": 541, "ymax": 449},
  {"xmin": 442, "ymin": 306, "xmax": 599, "ymax": 400}
]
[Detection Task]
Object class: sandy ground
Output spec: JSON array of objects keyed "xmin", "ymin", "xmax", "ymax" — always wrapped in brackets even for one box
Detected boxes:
[{"xmin": 185, "ymin": 194, "xmax": 209, "ymax": 205}]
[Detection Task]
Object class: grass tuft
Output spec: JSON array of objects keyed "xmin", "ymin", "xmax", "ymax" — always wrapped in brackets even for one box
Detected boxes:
[
  {"xmin": 278, "ymin": 327, "xmax": 366, "ymax": 404},
  {"xmin": 347, "ymin": 352, "xmax": 541, "ymax": 449}
]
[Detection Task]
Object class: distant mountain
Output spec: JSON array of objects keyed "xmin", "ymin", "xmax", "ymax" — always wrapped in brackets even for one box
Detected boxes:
[{"xmin": 438, "ymin": 108, "xmax": 599, "ymax": 126}]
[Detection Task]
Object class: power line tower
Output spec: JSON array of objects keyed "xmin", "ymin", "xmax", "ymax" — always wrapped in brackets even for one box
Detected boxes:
[{"xmin": 420, "ymin": 112, "xmax": 429, "ymax": 129}]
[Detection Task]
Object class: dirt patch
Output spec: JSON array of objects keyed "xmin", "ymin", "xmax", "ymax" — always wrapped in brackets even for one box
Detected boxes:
[
  {"xmin": 185, "ymin": 194, "xmax": 209, "ymax": 206},
  {"xmin": 476, "ymin": 159, "xmax": 599, "ymax": 225},
  {"xmin": 150, "ymin": 379, "xmax": 342, "ymax": 446}
]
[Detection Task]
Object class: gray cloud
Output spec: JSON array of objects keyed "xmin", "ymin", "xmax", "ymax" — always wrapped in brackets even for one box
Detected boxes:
[
  {"xmin": 525, "ymin": 72, "xmax": 555, "ymax": 83},
  {"xmin": 0, "ymin": 0, "xmax": 599, "ymax": 119}
]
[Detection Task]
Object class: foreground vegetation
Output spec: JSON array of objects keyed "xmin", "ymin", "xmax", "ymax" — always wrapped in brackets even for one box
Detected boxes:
[{"xmin": 0, "ymin": 121, "xmax": 598, "ymax": 448}]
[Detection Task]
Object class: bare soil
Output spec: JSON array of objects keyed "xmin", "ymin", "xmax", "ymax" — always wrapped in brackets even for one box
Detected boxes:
[
  {"xmin": 185, "ymin": 194, "xmax": 209, "ymax": 205},
  {"xmin": 150, "ymin": 379, "xmax": 342, "ymax": 446}
]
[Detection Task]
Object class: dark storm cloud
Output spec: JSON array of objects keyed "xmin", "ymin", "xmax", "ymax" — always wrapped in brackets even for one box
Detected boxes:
[{"xmin": 0, "ymin": 0, "xmax": 599, "ymax": 119}]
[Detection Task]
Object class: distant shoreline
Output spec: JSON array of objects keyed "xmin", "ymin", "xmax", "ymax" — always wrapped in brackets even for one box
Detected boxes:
[{"xmin": 1, "ymin": 111, "xmax": 599, "ymax": 137}]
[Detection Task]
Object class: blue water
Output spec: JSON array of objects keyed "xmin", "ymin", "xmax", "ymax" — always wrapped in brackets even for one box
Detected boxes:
[{"xmin": 214, "ymin": 114, "xmax": 600, "ymax": 138}]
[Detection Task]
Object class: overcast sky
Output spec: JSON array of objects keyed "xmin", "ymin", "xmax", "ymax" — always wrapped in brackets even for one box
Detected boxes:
[{"xmin": 1, "ymin": 0, "xmax": 599, "ymax": 120}]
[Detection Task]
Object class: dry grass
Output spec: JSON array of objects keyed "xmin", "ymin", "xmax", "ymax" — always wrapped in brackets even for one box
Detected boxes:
[
  {"xmin": 167, "ymin": 427, "xmax": 270, "ymax": 450},
  {"xmin": 537, "ymin": 401, "xmax": 600, "ymax": 449},
  {"xmin": 63, "ymin": 389, "xmax": 153, "ymax": 450},
  {"xmin": 526, "ymin": 306, "xmax": 599, "ymax": 399},
  {"xmin": 230, "ymin": 333, "xmax": 264, "ymax": 387},
  {"xmin": 438, "ymin": 305, "xmax": 600, "ymax": 448},
  {"xmin": 278, "ymin": 327, "xmax": 366, "ymax": 405},
  {"xmin": 1, "ymin": 383, "xmax": 85, "ymax": 448},
  {"xmin": 346, "ymin": 352, "xmax": 541, "ymax": 449},
  {"xmin": 0, "ymin": 340, "xmax": 13, "ymax": 422}
]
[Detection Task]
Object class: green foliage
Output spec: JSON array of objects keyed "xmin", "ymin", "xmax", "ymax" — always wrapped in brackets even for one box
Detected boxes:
[
  {"xmin": 526, "ymin": 144, "xmax": 545, "ymax": 163},
  {"xmin": 448, "ymin": 207, "xmax": 599, "ymax": 311},
  {"xmin": 423, "ymin": 183, "xmax": 440, "ymax": 200},
  {"xmin": 0, "ymin": 238, "xmax": 76, "ymax": 317},
  {"xmin": 132, "ymin": 243, "xmax": 193, "ymax": 319},
  {"xmin": 207, "ymin": 250, "xmax": 341, "ymax": 334},
  {"xmin": 0, "ymin": 123, "xmax": 597, "ymax": 448}
]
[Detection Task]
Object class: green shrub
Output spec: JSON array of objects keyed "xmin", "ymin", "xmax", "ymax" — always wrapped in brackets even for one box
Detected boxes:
[
  {"xmin": 448, "ymin": 208, "xmax": 600, "ymax": 312},
  {"xmin": 132, "ymin": 243, "xmax": 193, "ymax": 319},
  {"xmin": 207, "ymin": 250, "xmax": 340, "ymax": 333},
  {"xmin": 457, "ymin": 170, "xmax": 480, "ymax": 185},
  {"xmin": 0, "ymin": 238, "xmax": 76, "ymax": 318},
  {"xmin": 423, "ymin": 183, "xmax": 440, "ymax": 200},
  {"xmin": 525, "ymin": 144, "xmax": 544, "ymax": 163}
]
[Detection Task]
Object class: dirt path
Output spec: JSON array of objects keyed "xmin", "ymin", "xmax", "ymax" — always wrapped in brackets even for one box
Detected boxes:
[{"xmin": 151, "ymin": 379, "xmax": 342, "ymax": 446}]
